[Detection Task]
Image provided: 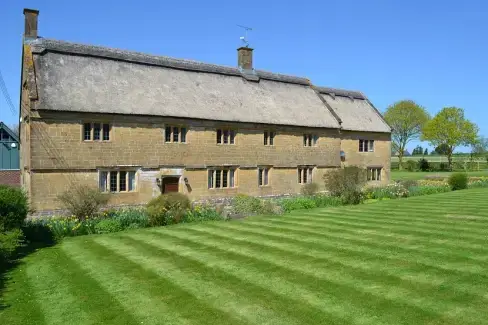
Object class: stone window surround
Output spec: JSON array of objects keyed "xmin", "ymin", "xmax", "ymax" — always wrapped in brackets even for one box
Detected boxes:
[
  {"xmin": 258, "ymin": 166, "xmax": 271, "ymax": 186},
  {"xmin": 303, "ymin": 134, "xmax": 318, "ymax": 147},
  {"xmin": 164, "ymin": 125, "xmax": 188, "ymax": 143},
  {"xmin": 359, "ymin": 139, "xmax": 375, "ymax": 152},
  {"xmin": 98, "ymin": 169, "xmax": 137, "ymax": 193},
  {"xmin": 216, "ymin": 128, "xmax": 237, "ymax": 145},
  {"xmin": 208, "ymin": 167, "xmax": 237, "ymax": 189},
  {"xmin": 367, "ymin": 167, "xmax": 382, "ymax": 181},
  {"xmin": 298, "ymin": 166, "xmax": 314, "ymax": 184},
  {"xmin": 82, "ymin": 122, "xmax": 111, "ymax": 142},
  {"xmin": 263, "ymin": 131, "xmax": 275, "ymax": 146}
]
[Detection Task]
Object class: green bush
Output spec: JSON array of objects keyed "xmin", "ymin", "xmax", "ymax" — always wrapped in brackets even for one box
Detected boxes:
[
  {"xmin": 147, "ymin": 193, "xmax": 191, "ymax": 226},
  {"xmin": 57, "ymin": 185, "xmax": 109, "ymax": 220},
  {"xmin": 418, "ymin": 159, "xmax": 430, "ymax": 172},
  {"xmin": 404, "ymin": 160, "xmax": 418, "ymax": 172},
  {"xmin": 399, "ymin": 179, "xmax": 418, "ymax": 189},
  {"xmin": 300, "ymin": 183, "xmax": 320, "ymax": 196},
  {"xmin": 468, "ymin": 179, "xmax": 488, "ymax": 189},
  {"xmin": 408, "ymin": 185, "xmax": 450, "ymax": 197},
  {"xmin": 323, "ymin": 166, "xmax": 367, "ymax": 204},
  {"xmin": 448, "ymin": 173, "xmax": 468, "ymax": 191},
  {"xmin": 25, "ymin": 215, "xmax": 101, "ymax": 240},
  {"xmin": 439, "ymin": 163, "xmax": 448, "ymax": 171},
  {"xmin": 0, "ymin": 228, "xmax": 24, "ymax": 263},
  {"xmin": 364, "ymin": 184, "xmax": 409, "ymax": 200},
  {"xmin": 182, "ymin": 205, "xmax": 225, "ymax": 223},
  {"xmin": 0, "ymin": 185, "xmax": 29, "ymax": 230},
  {"xmin": 233, "ymin": 194, "xmax": 264, "ymax": 215},
  {"xmin": 95, "ymin": 219, "xmax": 123, "ymax": 234},
  {"xmin": 310, "ymin": 194, "xmax": 343, "ymax": 208},
  {"xmin": 105, "ymin": 207, "xmax": 149, "ymax": 229},
  {"xmin": 279, "ymin": 194, "xmax": 342, "ymax": 213}
]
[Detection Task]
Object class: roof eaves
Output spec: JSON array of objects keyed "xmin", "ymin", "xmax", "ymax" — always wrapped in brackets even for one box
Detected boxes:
[{"xmin": 0, "ymin": 122, "xmax": 20, "ymax": 142}]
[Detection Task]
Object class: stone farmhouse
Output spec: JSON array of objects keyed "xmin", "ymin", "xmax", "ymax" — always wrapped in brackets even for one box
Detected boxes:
[{"xmin": 19, "ymin": 9, "xmax": 391, "ymax": 212}]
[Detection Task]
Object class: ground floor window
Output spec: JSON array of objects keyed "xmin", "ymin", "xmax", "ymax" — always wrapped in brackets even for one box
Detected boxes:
[
  {"xmin": 258, "ymin": 167, "xmax": 270, "ymax": 186},
  {"xmin": 367, "ymin": 167, "xmax": 382, "ymax": 181},
  {"xmin": 298, "ymin": 167, "xmax": 314, "ymax": 184},
  {"xmin": 208, "ymin": 168, "xmax": 236, "ymax": 189},
  {"xmin": 99, "ymin": 170, "xmax": 136, "ymax": 192}
]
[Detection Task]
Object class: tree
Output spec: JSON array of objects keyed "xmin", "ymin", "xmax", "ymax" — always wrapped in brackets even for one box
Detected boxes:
[
  {"xmin": 8, "ymin": 123, "xmax": 19, "ymax": 136},
  {"xmin": 423, "ymin": 148, "xmax": 428, "ymax": 156},
  {"xmin": 421, "ymin": 107, "xmax": 478, "ymax": 170},
  {"xmin": 412, "ymin": 145, "xmax": 423, "ymax": 156},
  {"xmin": 434, "ymin": 144, "xmax": 450, "ymax": 155},
  {"xmin": 471, "ymin": 137, "xmax": 488, "ymax": 156},
  {"xmin": 384, "ymin": 100, "xmax": 430, "ymax": 170}
]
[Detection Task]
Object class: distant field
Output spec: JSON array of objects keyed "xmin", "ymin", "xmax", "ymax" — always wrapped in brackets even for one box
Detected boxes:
[
  {"xmin": 391, "ymin": 170, "xmax": 488, "ymax": 180},
  {"xmin": 2, "ymin": 189, "xmax": 488, "ymax": 324},
  {"xmin": 391, "ymin": 156, "xmax": 487, "ymax": 170}
]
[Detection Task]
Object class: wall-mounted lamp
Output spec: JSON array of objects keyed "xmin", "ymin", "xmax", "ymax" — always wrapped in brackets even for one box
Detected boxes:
[
  {"xmin": 11, "ymin": 143, "xmax": 17, "ymax": 148},
  {"xmin": 184, "ymin": 177, "xmax": 189, "ymax": 185},
  {"xmin": 340, "ymin": 150, "xmax": 346, "ymax": 162},
  {"xmin": 156, "ymin": 178, "xmax": 161, "ymax": 187}
]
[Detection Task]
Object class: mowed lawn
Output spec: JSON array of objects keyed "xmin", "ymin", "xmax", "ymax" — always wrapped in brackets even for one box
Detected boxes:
[
  {"xmin": 2, "ymin": 189, "xmax": 488, "ymax": 325},
  {"xmin": 391, "ymin": 170, "xmax": 488, "ymax": 180}
]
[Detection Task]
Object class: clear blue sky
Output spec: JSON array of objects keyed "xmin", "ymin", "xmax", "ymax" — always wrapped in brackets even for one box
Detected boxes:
[{"xmin": 1, "ymin": 0, "xmax": 487, "ymax": 152}]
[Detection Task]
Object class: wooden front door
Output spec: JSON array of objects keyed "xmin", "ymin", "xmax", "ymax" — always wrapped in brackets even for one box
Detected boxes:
[{"xmin": 162, "ymin": 177, "xmax": 180, "ymax": 193}]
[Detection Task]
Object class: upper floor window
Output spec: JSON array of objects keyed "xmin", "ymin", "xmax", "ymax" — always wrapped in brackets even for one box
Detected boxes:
[
  {"xmin": 359, "ymin": 139, "xmax": 374, "ymax": 152},
  {"xmin": 216, "ymin": 129, "xmax": 236, "ymax": 145},
  {"xmin": 83, "ymin": 122, "xmax": 110, "ymax": 141},
  {"xmin": 367, "ymin": 167, "xmax": 382, "ymax": 181},
  {"xmin": 258, "ymin": 167, "xmax": 270, "ymax": 186},
  {"xmin": 303, "ymin": 134, "xmax": 318, "ymax": 147},
  {"xmin": 165, "ymin": 126, "xmax": 187, "ymax": 143},
  {"xmin": 208, "ymin": 168, "xmax": 236, "ymax": 189},
  {"xmin": 298, "ymin": 167, "xmax": 314, "ymax": 184},
  {"xmin": 264, "ymin": 131, "xmax": 275, "ymax": 146},
  {"xmin": 99, "ymin": 170, "xmax": 136, "ymax": 192}
]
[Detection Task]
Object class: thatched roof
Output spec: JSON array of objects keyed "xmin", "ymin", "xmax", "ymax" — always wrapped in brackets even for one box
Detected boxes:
[
  {"xmin": 316, "ymin": 87, "xmax": 391, "ymax": 133},
  {"xmin": 29, "ymin": 39, "xmax": 341, "ymax": 129}
]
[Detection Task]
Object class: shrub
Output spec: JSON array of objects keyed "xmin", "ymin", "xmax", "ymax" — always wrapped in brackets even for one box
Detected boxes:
[
  {"xmin": 0, "ymin": 228, "xmax": 24, "ymax": 263},
  {"xmin": 310, "ymin": 194, "xmax": 343, "ymax": 208},
  {"xmin": 182, "ymin": 205, "xmax": 224, "ymax": 223},
  {"xmin": 147, "ymin": 193, "xmax": 191, "ymax": 226},
  {"xmin": 323, "ymin": 166, "xmax": 366, "ymax": 204},
  {"xmin": 233, "ymin": 194, "xmax": 263, "ymax": 215},
  {"xmin": 105, "ymin": 207, "xmax": 149, "ymax": 229},
  {"xmin": 364, "ymin": 184, "xmax": 409, "ymax": 200},
  {"xmin": 418, "ymin": 158, "xmax": 430, "ymax": 172},
  {"xmin": 278, "ymin": 197, "xmax": 316, "ymax": 213},
  {"xmin": 301, "ymin": 183, "xmax": 320, "ymax": 196},
  {"xmin": 0, "ymin": 185, "xmax": 29, "ymax": 230},
  {"xmin": 448, "ymin": 173, "xmax": 468, "ymax": 191},
  {"xmin": 468, "ymin": 179, "xmax": 488, "ymax": 189},
  {"xmin": 408, "ymin": 185, "xmax": 450, "ymax": 197},
  {"xmin": 57, "ymin": 185, "xmax": 109, "ymax": 220},
  {"xmin": 399, "ymin": 179, "xmax": 418, "ymax": 189},
  {"xmin": 95, "ymin": 218, "xmax": 124, "ymax": 234},
  {"xmin": 404, "ymin": 160, "xmax": 418, "ymax": 172},
  {"xmin": 439, "ymin": 163, "xmax": 448, "ymax": 171},
  {"xmin": 25, "ymin": 215, "xmax": 101, "ymax": 240}
]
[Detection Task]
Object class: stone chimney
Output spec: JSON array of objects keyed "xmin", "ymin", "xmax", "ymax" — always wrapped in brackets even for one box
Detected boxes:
[
  {"xmin": 23, "ymin": 8, "xmax": 39, "ymax": 39},
  {"xmin": 237, "ymin": 47, "xmax": 253, "ymax": 70}
]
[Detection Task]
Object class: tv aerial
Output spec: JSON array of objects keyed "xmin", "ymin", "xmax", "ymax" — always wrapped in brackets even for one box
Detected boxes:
[{"xmin": 237, "ymin": 24, "xmax": 252, "ymax": 47}]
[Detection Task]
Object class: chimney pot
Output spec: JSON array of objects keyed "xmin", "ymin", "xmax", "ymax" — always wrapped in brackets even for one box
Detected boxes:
[
  {"xmin": 237, "ymin": 47, "xmax": 253, "ymax": 70},
  {"xmin": 23, "ymin": 8, "xmax": 39, "ymax": 39}
]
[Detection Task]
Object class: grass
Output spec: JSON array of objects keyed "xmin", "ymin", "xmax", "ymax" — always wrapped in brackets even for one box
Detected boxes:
[
  {"xmin": 2, "ymin": 188, "xmax": 488, "ymax": 324},
  {"xmin": 391, "ymin": 170, "xmax": 488, "ymax": 180}
]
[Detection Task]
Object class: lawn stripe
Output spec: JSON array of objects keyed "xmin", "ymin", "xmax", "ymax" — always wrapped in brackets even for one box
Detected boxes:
[
  {"xmin": 129, "ymin": 230, "xmax": 449, "ymax": 325},
  {"xmin": 184, "ymin": 223, "xmax": 488, "ymax": 297},
  {"xmin": 23, "ymin": 246, "xmax": 96, "ymax": 325},
  {"xmin": 252, "ymin": 216, "xmax": 488, "ymax": 254},
  {"xmin": 148, "ymin": 227, "xmax": 484, "ymax": 324},
  {"xmin": 215, "ymin": 220, "xmax": 488, "ymax": 268},
  {"xmin": 299, "ymin": 210, "xmax": 488, "ymax": 234},
  {"xmin": 0, "ymin": 259, "xmax": 46, "ymax": 325},
  {"xmin": 311, "ymin": 208, "xmax": 488, "ymax": 229},
  {"xmin": 63, "ymin": 237, "xmax": 244, "ymax": 325},
  {"xmin": 279, "ymin": 213, "xmax": 488, "ymax": 243},
  {"xmin": 286, "ymin": 211, "xmax": 488, "ymax": 237},
  {"xmin": 93, "ymin": 235, "xmax": 308, "ymax": 325}
]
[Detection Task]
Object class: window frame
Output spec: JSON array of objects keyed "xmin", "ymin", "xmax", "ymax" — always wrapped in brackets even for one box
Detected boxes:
[
  {"xmin": 367, "ymin": 167, "xmax": 382, "ymax": 181},
  {"xmin": 82, "ymin": 122, "xmax": 111, "ymax": 142},
  {"xmin": 164, "ymin": 125, "xmax": 188, "ymax": 143},
  {"xmin": 216, "ymin": 128, "xmax": 237, "ymax": 145},
  {"xmin": 297, "ymin": 167, "xmax": 314, "ymax": 184},
  {"xmin": 99, "ymin": 170, "xmax": 137, "ymax": 193},
  {"xmin": 208, "ymin": 168, "xmax": 237, "ymax": 189},
  {"xmin": 264, "ymin": 131, "xmax": 275, "ymax": 146},
  {"xmin": 359, "ymin": 139, "xmax": 375, "ymax": 152},
  {"xmin": 258, "ymin": 167, "xmax": 270, "ymax": 186},
  {"xmin": 303, "ymin": 134, "xmax": 318, "ymax": 147}
]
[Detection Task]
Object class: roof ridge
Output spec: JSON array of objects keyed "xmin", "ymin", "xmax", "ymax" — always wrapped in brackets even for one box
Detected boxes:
[
  {"xmin": 315, "ymin": 86, "xmax": 365, "ymax": 99},
  {"xmin": 29, "ymin": 38, "xmax": 310, "ymax": 86}
]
